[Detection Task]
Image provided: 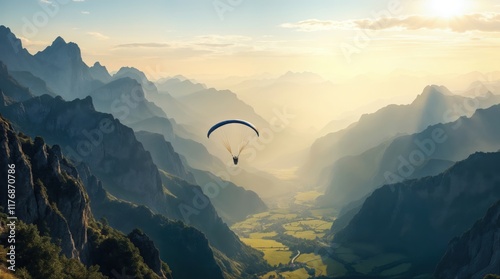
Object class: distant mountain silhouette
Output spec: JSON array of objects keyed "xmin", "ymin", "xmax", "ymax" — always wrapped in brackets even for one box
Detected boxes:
[
  {"xmin": 0, "ymin": 26, "xmax": 101, "ymax": 99},
  {"xmin": 113, "ymin": 66, "xmax": 158, "ymax": 96},
  {"xmin": 89, "ymin": 61, "xmax": 113, "ymax": 83},
  {"xmin": 0, "ymin": 61, "xmax": 33, "ymax": 102},
  {"xmin": 155, "ymin": 77, "xmax": 207, "ymax": 97}
]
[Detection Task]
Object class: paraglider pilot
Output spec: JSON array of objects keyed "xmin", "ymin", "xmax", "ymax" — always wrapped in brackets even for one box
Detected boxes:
[{"xmin": 233, "ymin": 156, "xmax": 239, "ymax": 165}]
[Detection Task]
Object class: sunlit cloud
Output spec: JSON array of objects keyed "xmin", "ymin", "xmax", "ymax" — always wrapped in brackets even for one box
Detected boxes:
[
  {"xmin": 282, "ymin": 13, "xmax": 500, "ymax": 33},
  {"xmin": 87, "ymin": 32, "xmax": 109, "ymax": 40},
  {"xmin": 114, "ymin": 43, "xmax": 170, "ymax": 48},
  {"xmin": 81, "ymin": 11, "xmax": 90, "ymax": 15},
  {"xmin": 281, "ymin": 19, "xmax": 356, "ymax": 32},
  {"xmin": 358, "ymin": 13, "xmax": 500, "ymax": 33},
  {"xmin": 39, "ymin": 0, "xmax": 52, "ymax": 4}
]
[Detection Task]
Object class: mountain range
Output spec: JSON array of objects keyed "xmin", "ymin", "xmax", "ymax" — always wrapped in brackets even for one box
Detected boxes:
[
  {"xmin": 305, "ymin": 85, "xmax": 500, "ymax": 190},
  {"xmin": 0, "ymin": 25, "xmax": 270, "ymax": 278}
]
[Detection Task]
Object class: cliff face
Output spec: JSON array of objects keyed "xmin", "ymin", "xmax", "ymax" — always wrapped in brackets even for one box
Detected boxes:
[
  {"xmin": 81, "ymin": 169, "xmax": 224, "ymax": 279},
  {"xmin": 435, "ymin": 200, "xmax": 500, "ymax": 279},
  {"xmin": 0, "ymin": 115, "xmax": 91, "ymax": 260},
  {"xmin": 333, "ymin": 152, "xmax": 500, "ymax": 277},
  {"xmin": 128, "ymin": 229, "xmax": 171, "ymax": 279}
]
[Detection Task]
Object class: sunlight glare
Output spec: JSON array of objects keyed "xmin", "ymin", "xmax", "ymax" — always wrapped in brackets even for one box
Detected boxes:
[{"xmin": 428, "ymin": 0, "xmax": 467, "ymax": 18}]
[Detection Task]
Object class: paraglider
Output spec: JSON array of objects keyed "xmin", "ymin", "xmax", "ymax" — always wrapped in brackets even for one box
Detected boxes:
[{"xmin": 207, "ymin": 119, "xmax": 259, "ymax": 165}]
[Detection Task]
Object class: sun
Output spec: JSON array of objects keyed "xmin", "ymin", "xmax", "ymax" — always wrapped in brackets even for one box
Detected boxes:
[{"xmin": 427, "ymin": 0, "xmax": 467, "ymax": 18}]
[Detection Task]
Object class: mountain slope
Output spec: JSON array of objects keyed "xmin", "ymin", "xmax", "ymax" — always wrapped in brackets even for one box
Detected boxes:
[
  {"xmin": 332, "ymin": 152, "xmax": 500, "ymax": 278},
  {"xmin": 0, "ymin": 61, "xmax": 34, "ymax": 102},
  {"xmin": 134, "ymin": 130, "xmax": 196, "ymax": 183},
  {"xmin": 10, "ymin": 70, "xmax": 56, "ymax": 97},
  {"xmin": 318, "ymin": 103, "xmax": 500, "ymax": 209},
  {"xmin": 89, "ymin": 77, "xmax": 166, "ymax": 124},
  {"xmin": 134, "ymin": 129, "xmax": 267, "ymax": 225},
  {"xmin": 435, "ymin": 200, "xmax": 500, "ymax": 279}
]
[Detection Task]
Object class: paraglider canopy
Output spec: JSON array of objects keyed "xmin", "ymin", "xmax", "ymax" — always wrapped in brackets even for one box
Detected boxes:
[{"xmin": 207, "ymin": 119, "xmax": 259, "ymax": 165}]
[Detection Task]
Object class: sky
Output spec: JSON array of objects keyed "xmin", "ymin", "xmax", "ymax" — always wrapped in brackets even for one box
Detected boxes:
[{"xmin": 1, "ymin": 0, "xmax": 500, "ymax": 81}]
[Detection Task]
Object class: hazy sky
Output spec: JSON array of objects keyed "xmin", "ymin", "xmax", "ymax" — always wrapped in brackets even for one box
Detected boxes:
[{"xmin": 1, "ymin": 0, "xmax": 499, "ymax": 81}]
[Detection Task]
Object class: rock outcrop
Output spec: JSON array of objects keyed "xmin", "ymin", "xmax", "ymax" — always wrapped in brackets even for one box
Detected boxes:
[
  {"xmin": 435, "ymin": 200, "xmax": 500, "ymax": 279},
  {"xmin": 0, "ymin": 115, "xmax": 91, "ymax": 260}
]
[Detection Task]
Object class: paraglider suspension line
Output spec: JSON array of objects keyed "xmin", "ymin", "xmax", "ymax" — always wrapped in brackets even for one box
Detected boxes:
[{"xmin": 221, "ymin": 130, "xmax": 233, "ymax": 155}]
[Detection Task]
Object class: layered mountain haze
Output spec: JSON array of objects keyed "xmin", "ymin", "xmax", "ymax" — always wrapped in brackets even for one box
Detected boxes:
[
  {"xmin": 135, "ymin": 130, "xmax": 268, "ymax": 224},
  {"xmin": 9, "ymin": 70, "xmax": 56, "ymax": 97},
  {"xmin": 89, "ymin": 77, "xmax": 166, "ymax": 124},
  {"xmin": 134, "ymin": 130, "xmax": 196, "ymax": 183},
  {"xmin": 113, "ymin": 66, "xmax": 159, "ymax": 96},
  {"xmin": 155, "ymin": 77, "xmax": 207, "ymax": 98},
  {"xmin": 0, "ymin": 61, "xmax": 34, "ymax": 102},
  {"xmin": 308, "ymin": 85, "xmax": 500, "ymax": 192},
  {"xmin": 317, "ymin": 102, "xmax": 500, "ymax": 210}
]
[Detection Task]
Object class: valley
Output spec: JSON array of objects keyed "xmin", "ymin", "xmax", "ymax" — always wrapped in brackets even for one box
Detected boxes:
[
  {"xmin": 231, "ymin": 191, "xmax": 338, "ymax": 278},
  {"xmin": 232, "ymin": 190, "xmax": 427, "ymax": 279}
]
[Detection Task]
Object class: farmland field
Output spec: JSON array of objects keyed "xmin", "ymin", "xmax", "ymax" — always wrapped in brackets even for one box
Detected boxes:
[{"xmin": 231, "ymin": 204, "xmax": 337, "ymax": 278}]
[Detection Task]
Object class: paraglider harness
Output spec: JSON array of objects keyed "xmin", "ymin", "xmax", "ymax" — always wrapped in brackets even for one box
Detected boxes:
[{"xmin": 232, "ymin": 156, "xmax": 239, "ymax": 165}]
